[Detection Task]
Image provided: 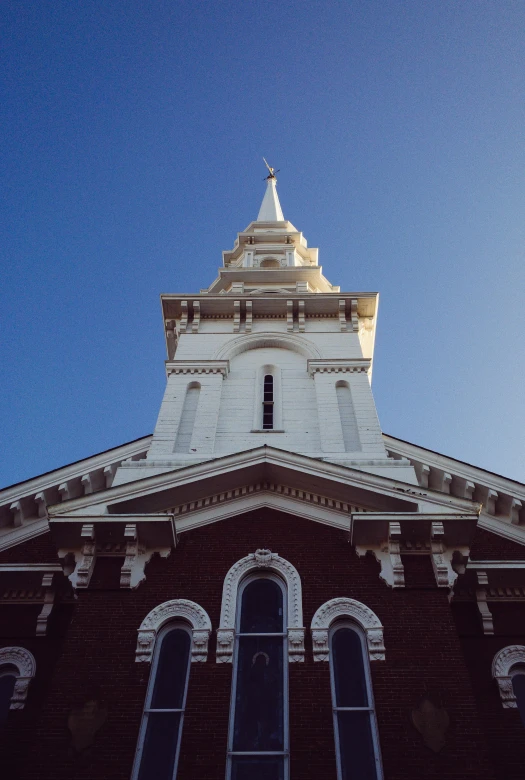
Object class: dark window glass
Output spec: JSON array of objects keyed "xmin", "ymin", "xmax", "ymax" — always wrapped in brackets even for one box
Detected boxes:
[
  {"xmin": 233, "ymin": 635, "xmax": 284, "ymax": 751},
  {"xmin": 332, "ymin": 627, "xmax": 369, "ymax": 708},
  {"xmin": 512, "ymin": 674, "xmax": 525, "ymax": 727},
  {"xmin": 0, "ymin": 673, "xmax": 16, "ymax": 725},
  {"xmin": 263, "ymin": 374, "xmax": 274, "ymax": 429},
  {"xmin": 337, "ymin": 710, "xmax": 378, "ymax": 780},
  {"xmin": 136, "ymin": 627, "xmax": 191, "ymax": 780},
  {"xmin": 240, "ymin": 579, "xmax": 283, "ymax": 634},
  {"xmin": 138, "ymin": 712, "xmax": 181, "ymax": 780},
  {"xmin": 150, "ymin": 629, "xmax": 191, "ymax": 709},
  {"xmin": 231, "ymin": 754, "xmax": 285, "ymax": 780}
]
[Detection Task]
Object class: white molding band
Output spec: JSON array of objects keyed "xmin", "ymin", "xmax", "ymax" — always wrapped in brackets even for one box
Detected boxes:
[
  {"xmin": 310, "ymin": 597, "xmax": 385, "ymax": 662},
  {"xmin": 136, "ymin": 599, "xmax": 212, "ymax": 663},
  {"xmin": 492, "ymin": 645, "xmax": 525, "ymax": 709},
  {"xmin": 213, "ymin": 331, "xmax": 321, "ymax": 361},
  {"xmin": 216, "ymin": 549, "xmax": 305, "ymax": 664},
  {"xmin": 0, "ymin": 646, "xmax": 37, "ymax": 710}
]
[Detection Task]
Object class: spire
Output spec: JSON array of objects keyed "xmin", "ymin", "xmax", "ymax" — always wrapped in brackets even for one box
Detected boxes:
[{"xmin": 257, "ymin": 160, "xmax": 285, "ymax": 222}]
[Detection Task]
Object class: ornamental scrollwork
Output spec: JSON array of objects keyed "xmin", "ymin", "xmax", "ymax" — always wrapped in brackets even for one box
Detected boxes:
[
  {"xmin": 0, "ymin": 646, "xmax": 37, "ymax": 710},
  {"xmin": 217, "ymin": 549, "xmax": 305, "ymax": 664},
  {"xmin": 310, "ymin": 597, "xmax": 385, "ymax": 662},
  {"xmin": 492, "ymin": 645, "xmax": 525, "ymax": 709},
  {"xmin": 135, "ymin": 599, "xmax": 212, "ymax": 664}
]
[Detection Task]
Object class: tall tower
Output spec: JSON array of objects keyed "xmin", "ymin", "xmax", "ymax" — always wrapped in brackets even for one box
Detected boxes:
[{"xmin": 115, "ymin": 171, "xmax": 416, "ymax": 486}]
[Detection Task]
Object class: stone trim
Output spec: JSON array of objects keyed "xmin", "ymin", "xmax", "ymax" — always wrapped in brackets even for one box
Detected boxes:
[
  {"xmin": 213, "ymin": 331, "xmax": 321, "ymax": 361},
  {"xmin": 0, "ymin": 646, "xmax": 36, "ymax": 710},
  {"xmin": 165, "ymin": 360, "xmax": 229, "ymax": 377},
  {"xmin": 492, "ymin": 645, "xmax": 525, "ymax": 708},
  {"xmin": 310, "ymin": 597, "xmax": 385, "ymax": 662},
  {"xmin": 216, "ymin": 549, "xmax": 305, "ymax": 664},
  {"xmin": 136, "ymin": 599, "xmax": 212, "ymax": 664},
  {"xmin": 307, "ymin": 358, "xmax": 371, "ymax": 375}
]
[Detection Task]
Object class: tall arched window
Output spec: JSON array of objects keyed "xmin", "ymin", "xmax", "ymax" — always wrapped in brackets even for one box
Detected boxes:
[
  {"xmin": 227, "ymin": 574, "xmax": 288, "ymax": 779},
  {"xmin": 492, "ymin": 645, "xmax": 525, "ymax": 722},
  {"xmin": 262, "ymin": 375, "xmax": 274, "ymax": 430},
  {"xmin": 133, "ymin": 624, "xmax": 191, "ymax": 780},
  {"xmin": 330, "ymin": 623, "xmax": 382, "ymax": 780},
  {"xmin": 511, "ymin": 666, "xmax": 525, "ymax": 726},
  {"xmin": 0, "ymin": 666, "xmax": 17, "ymax": 724},
  {"xmin": 174, "ymin": 382, "xmax": 201, "ymax": 453},
  {"xmin": 336, "ymin": 381, "xmax": 361, "ymax": 452}
]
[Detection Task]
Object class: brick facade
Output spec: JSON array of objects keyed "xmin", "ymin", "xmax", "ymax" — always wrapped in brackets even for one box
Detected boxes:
[{"xmin": 2, "ymin": 514, "xmax": 523, "ymax": 779}]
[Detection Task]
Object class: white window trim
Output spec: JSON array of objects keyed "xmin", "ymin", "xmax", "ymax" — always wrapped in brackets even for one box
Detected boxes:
[
  {"xmin": 136, "ymin": 599, "xmax": 212, "ymax": 663},
  {"xmin": 329, "ymin": 622, "xmax": 383, "ymax": 780},
  {"xmin": 310, "ymin": 597, "xmax": 385, "ymax": 662},
  {"xmin": 492, "ymin": 645, "xmax": 525, "ymax": 709},
  {"xmin": 226, "ymin": 572, "xmax": 289, "ymax": 780},
  {"xmin": 0, "ymin": 646, "xmax": 36, "ymax": 710},
  {"xmin": 217, "ymin": 549, "xmax": 305, "ymax": 663},
  {"xmin": 131, "ymin": 623, "xmax": 192, "ymax": 780}
]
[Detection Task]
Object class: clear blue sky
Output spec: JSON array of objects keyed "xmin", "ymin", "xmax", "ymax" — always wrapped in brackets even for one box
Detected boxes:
[{"xmin": 1, "ymin": 0, "xmax": 524, "ymax": 488}]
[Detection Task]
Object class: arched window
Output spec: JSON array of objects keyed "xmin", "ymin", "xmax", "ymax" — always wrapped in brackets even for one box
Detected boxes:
[
  {"xmin": 0, "ymin": 647, "xmax": 36, "ymax": 716},
  {"xmin": 133, "ymin": 625, "xmax": 191, "ymax": 780},
  {"xmin": 511, "ymin": 666, "xmax": 525, "ymax": 726},
  {"xmin": 0, "ymin": 666, "xmax": 17, "ymax": 724},
  {"xmin": 227, "ymin": 573, "xmax": 288, "ymax": 779},
  {"xmin": 311, "ymin": 599, "xmax": 385, "ymax": 780},
  {"xmin": 329, "ymin": 623, "xmax": 383, "ymax": 780},
  {"xmin": 336, "ymin": 381, "xmax": 361, "ymax": 452},
  {"xmin": 263, "ymin": 375, "xmax": 274, "ymax": 429},
  {"xmin": 492, "ymin": 645, "xmax": 525, "ymax": 722},
  {"xmin": 133, "ymin": 600, "xmax": 212, "ymax": 780}
]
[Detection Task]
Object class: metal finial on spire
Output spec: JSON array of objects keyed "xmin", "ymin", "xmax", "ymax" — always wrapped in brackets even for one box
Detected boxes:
[{"xmin": 263, "ymin": 157, "xmax": 280, "ymax": 180}]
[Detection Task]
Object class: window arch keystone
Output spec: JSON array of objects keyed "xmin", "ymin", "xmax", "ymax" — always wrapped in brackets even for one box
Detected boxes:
[
  {"xmin": 311, "ymin": 597, "xmax": 385, "ymax": 662},
  {"xmin": 492, "ymin": 645, "xmax": 525, "ymax": 709},
  {"xmin": 217, "ymin": 549, "xmax": 305, "ymax": 663},
  {"xmin": 0, "ymin": 646, "xmax": 36, "ymax": 710},
  {"xmin": 136, "ymin": 599, "xmax": 212, "ymax": 663}
]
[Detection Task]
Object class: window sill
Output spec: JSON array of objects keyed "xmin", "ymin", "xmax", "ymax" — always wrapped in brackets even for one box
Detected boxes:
[{"xmin": 251, "ymin": 429, "xmax": 285, "ymax": 433}]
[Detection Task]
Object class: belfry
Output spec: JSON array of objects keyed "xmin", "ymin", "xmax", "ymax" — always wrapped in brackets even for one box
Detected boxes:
[{"xmin": 1, "ymin": 171, "xmax": 525, "ymax": 780}]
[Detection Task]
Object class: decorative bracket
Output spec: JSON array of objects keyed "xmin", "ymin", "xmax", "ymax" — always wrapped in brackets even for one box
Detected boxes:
[
  {"xmin": 431, "ymin": 522, "xmax": 450, "ymax": 588},
  {"xmin": 475, "ymin": 570, "xmax": 494, "ymax": 635},
  {"xmin": 75, "ymin": 524, "xmax": 96, "ymax": 589},
  {"xmin": 36, "ymin": 573, "xmax": 56, "ymax": 636}
]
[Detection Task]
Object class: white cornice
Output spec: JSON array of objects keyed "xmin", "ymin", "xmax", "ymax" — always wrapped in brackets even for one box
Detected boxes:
[{"xmin": 0, "ymin": 436, "xmax": 152, "ymax": 504}]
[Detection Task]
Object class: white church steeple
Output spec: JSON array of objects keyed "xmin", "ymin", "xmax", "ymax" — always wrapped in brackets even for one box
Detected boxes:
[{"xmin": 257, "ymin": 165, "xmax": 285, "ymax": 222}]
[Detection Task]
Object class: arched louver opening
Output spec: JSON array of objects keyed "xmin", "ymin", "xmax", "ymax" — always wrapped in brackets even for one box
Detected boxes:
[
  {"xmin": 228, "ymin": 575, "xmax": 288, "ymax": 778},
  {"xmin": 134, "ymin": 626, "xmax": 192, "ymax": 780},
  {"xmin": 330, "ymin": 624, "xmax": 382, "ymax": 780},
  {"xmin": 262, "ymin": 374, "xmax": 274, "ymax": 430}
]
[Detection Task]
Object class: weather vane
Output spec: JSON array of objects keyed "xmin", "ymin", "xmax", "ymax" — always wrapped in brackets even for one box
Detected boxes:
[{"xmin": 263, "ymin": 157, "xmax": 280, "ymax": 180}]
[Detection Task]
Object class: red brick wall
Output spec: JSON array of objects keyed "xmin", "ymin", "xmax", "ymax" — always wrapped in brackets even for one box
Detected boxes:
[
  {"xmin": 453, "ymin": 600, "xmax": 525, "ymax": 780},
  {"xmin": 5, "ymin": 510, "xmax": 499, "ymax": 780}
]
